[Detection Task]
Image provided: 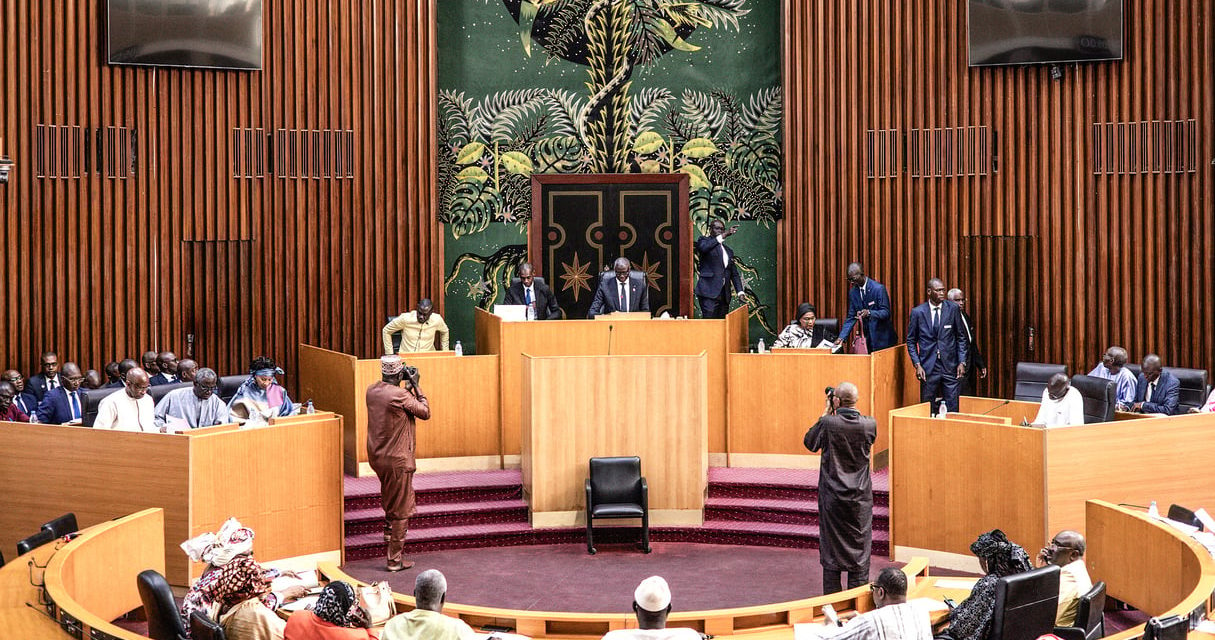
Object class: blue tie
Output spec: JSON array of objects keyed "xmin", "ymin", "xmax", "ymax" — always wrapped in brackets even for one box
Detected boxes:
[
  {"xmin": 69, "ymin": 392, "xmax": 80, "ymax": 420},
  {"xmin": 525, "ymin": 288, "xmax": 532, "ymax": 306}
]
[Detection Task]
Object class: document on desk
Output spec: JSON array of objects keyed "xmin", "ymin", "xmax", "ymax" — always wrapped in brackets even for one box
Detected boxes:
[
  {"xmin": 794, "ymin": 622, "xmax": 837, "ymax": 640},
  {"xmin": 278, "ymin": 594, "xmax": 319, "ymax": 612},
  {"xmin": 910, "ymin": 597, "xmax": 951, "ymax": 612},
  {"xmin": 932, "ymin": 578, "xmax": 978, "ymax": 591}
]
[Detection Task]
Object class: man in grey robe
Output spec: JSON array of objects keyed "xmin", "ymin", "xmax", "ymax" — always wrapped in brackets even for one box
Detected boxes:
[
  {"xmin": 804, "ymin": 381, "xmax": 877, "ymax": 594},
  {"xmin": 154, "ymin": 368, "xmax": 230, "ymax": 431}
]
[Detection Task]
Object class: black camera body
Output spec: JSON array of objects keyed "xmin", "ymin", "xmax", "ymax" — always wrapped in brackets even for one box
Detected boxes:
[{"xmin": 824, "ymin": 386, "xmax": 835, "ymax": 398}]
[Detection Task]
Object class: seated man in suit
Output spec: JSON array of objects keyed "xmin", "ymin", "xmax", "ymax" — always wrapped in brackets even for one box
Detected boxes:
[
  {"xmin": 149, "ymin": 351, "xmax": 180, "ymax": 385},
  {"xmin": 0, "ymin": 381, "xmax": 31, "ymax": 422},
  {"xmin": 503, "ymin": 262, "xmax": 561, "ymax": 320},
  {"xmin": 27, "ymin": 350, "xmax": 62, "ymax": 402},
  {"xmin": 140, "ymin": 350, "xmax": 161, "ymax": 377},
  {"xmin": 836, "ymin": 263, "xmax": 898, "ymax": 352},
  {"xmin": 105, "ymin": 358, "xmax": 139, "ymax": 388},
  {"xmin": 177, "ymin": 358, "xmax": 199, "ymax": 383},
  {"xmin": 1132, "ymin": 354, "xmax": 1180, "ymax": 415},
  {"xmin": 694, "ymin": 218, "xmax": 745, "ymax": 319},
  {"xmin": 1, "ymin": 369, "xmax": 41, "ymax": 417},
  {"xmin": 588, "ymin": 257, "xmax": 649, "ymax": 318},
  {"xmin": 1029, "ymin": 373, "xmax": 1084, "ymax": 427},
  {"xmin": 906, "ymin": 278, "xmax": 968, "ymax": 413},
  {"xmin": 34, "ymin": 362, "xmax": 87, "ymax": 424},
  {"xmin": 1086, "ymin": 346, "xmax": 1137, "ymax": 410},
  {"xmin": 82, "ymin": 369, "xmax": 105, "ymax": 390}
]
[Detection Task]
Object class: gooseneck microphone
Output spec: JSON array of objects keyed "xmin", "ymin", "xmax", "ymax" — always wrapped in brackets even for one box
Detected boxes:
[{"xmin": 607, "ymin": 324, "xmax": 614, "ymax": 355}]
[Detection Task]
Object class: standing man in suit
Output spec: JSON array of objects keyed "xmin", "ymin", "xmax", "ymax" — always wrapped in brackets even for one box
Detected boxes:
[
  {"xmin": 906, "ymin": 278, "xmax": 969, "ymax": 413},
  {"xmin": 694, "ymin": 218, "xmax": 745, "ymax": 319},
  {"xmin": 836, "ymin": 263, "xmax": 898, "ymax": 351},
  {"xmin": 34, "ymin": 362, "xmax": 86, "ymax": 424},
  {"xmin": 588, "ymin": 257, "xmax": 649, "ymax": 318},
  {"xmin": 27, "ymin": 350, "xmax": 62, "ymax": 402},
  {"xmin": 504, "ymin": 262, "xmax": 562, "ymax": 320},
  {"xmin": 947, "ymin": 288, "xmax": 987, "ymax": 396},
  {"xmin": 1132, "ymin": 354, "xmax": 1180, "ymax": 415}
]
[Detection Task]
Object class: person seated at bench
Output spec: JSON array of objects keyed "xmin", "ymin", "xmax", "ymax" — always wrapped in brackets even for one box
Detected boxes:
[
  {"xmin": 284, "ymin": 580, "xmax": 376, "ymax": 640},
  {"xmin": 601, "ymin": 576, "xmax": 700, "ymax": 640},
  {"xmin": 0, "ymin": 380, "xmax": 31, "ymax": 422},
  {"xmin": 94, "ymin": 367, "xmax": 155, "ymax": 432},
  {"xmin": 939, "ymin": 529, "xmax": 1033, "ymax": 640},
  {"xmin": 1192, "ymin": 387, "xmax": 1215, "ymax": 413},
  {"xmin": 229, "ymin": 356, "xmax": 295, "ymax": 425},
  {"xmin": 155, "ymin": 368, "xmax": 231, "ymax": 431},
  {"xmin": 1029, "ymin": 373, "xmax": 1084, "ymax": 427},
  {"xmin": 1035, "ymin": 530, "xmax": 1091, "ymax": 627},
  {"xmin": 381, "ymin": 570, "xmax": 476, "ymax": 640},
  {"xmin": 818, "ymin": 567, "xmax": 932, "ymax": 640}
]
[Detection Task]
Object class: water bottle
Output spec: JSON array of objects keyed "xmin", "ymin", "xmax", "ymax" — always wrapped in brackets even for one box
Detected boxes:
[
  {"xmin": 454, "ymin": 340, "xmax": 463, "ymax": 356},
  {"xmin": 305, "ymin": 400, "xmax": 315, "ymax": 414},
  {"xmin": 525, "ymin": 303, "xmax": 534, "ymax": 321},
  {"xmin": 1148, "ymin": 500, "xmax": 1159, "ymax": 517},
  {"xmin": 757, "ymin": 338, "xmax": 766, "ymax": 353},
  {"xmin": 938, "ymin": 403, "xmax": 948, "ymax": 419}
]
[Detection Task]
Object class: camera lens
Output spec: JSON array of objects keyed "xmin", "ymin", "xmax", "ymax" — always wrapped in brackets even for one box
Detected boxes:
[{"xmin": 824, "ymin": 386, "xmax": 835, "ymax": 396}]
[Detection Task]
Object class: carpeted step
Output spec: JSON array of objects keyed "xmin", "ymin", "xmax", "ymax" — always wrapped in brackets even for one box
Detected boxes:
[
  {"xmin": 703, "ymin": 496, "xmax": 890, "ymax": 529},
  {"xmin": 345, "ymin": 521, "xmax": 537, "ymax": 560},
  {"xmin": 706, "ymin": 467, "xmax": 890, "ymax": 507},
  {"xmin": 344, "ymin": 470, "xmax": 524, "ymax": 511},
  {"xmin": 697, "ymin": 519, "xmax": 890, "ymax": 554},
  {"xmin": 344, "ymin": 499, "xmax": 530, "ymax": 534}
]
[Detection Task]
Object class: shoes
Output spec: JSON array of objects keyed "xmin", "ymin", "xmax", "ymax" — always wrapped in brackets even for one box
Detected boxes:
[{"xmin": 386, "ymin": 558, "xmax": 415, "ymax": 572}]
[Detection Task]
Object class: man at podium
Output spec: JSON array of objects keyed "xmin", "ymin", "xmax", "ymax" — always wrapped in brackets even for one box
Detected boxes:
[
  {"xmin": 504, "ymin": 262, "xmax": 561, "ymax": 320},
  {"xmin": 588, "ymin": 257, "xmax": 650, "ymax": 318}
]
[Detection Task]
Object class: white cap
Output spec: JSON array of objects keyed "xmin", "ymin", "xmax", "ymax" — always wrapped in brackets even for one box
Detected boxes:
[{"xmin": 634, "ymin": 576, "xmax": 672, "ymax": 612}]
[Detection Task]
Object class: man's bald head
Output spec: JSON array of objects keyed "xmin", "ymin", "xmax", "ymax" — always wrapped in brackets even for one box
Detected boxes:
[
  {"xmin": 141, "ymin": 351, "xmax": 160, "ymax": 375},
  {"xmin": 847, "ymin": 262, "xmax": 865, "ymax": 286},
  {"xmin": 60, "ymin": 363, "xmax": 84, "ymax": 391},
  {"xmin": 124, "ymin": 367, "xmax": 151, "ymax": 400},
  {"xmin": 1142, "ymin": 354, "xmax": 1163, "ymax": 381},
  {"xmin": 1042, "ymin": 530, "xmax": 1086, "ymax": 567},
  {"xmin": 177, "ymin": 359, "xmax": 199, "ymax": 382},
  {"xmin": 835, "ymin": 381, "xmax": 859, "ymax": 407},
  {"xmin": 1047, "ymin": 373, "xmax": 1070, "ymax": 399}
]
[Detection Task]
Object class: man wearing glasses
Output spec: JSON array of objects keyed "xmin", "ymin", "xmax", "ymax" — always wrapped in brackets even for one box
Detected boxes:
[
  {"xmin": 1036, "ymin": 531, "xmax": 1092, "ymax": 626},
  {"xmin": 154, "ymin": 368, "xmax": 231, "ymax": 432},
  {"xmin": 1029, "ymin": 373, "xmax": 1084, "ymax": 427},
  {"xmin": 818, "ymin": 568, "xmax": 932, "ymax": 640},
  {"xmin": 93, "ymin": 367, "xmax": 156, "ymax": 432},
  {"xmin": 34, "ymin": 362, "xmax": 87, "ymax": 424}
]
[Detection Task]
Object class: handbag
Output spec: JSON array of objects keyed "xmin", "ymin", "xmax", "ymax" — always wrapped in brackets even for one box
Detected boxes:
[
  {"xmin": 357, "ymin": 581, "xmax": 396, "ymax": 626},
  {"xmin": 850, "ymin": 317, "xmax": 869, "ymax": 355}
]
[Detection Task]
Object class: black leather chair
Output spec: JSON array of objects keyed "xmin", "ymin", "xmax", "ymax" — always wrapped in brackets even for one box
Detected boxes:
[
  {"xmin": 17, "ymin": 529, "xmax": 56, "ymax": 555},
  {"xmin": 1144, "ymin": 615, "xmax": 1188, "ymax": 640},
  {"xmin": 218, "ymin": 375, "xmax": 247, "ymax": 403},
  {"xmin": 1014, "ymin": 363, "xmax": 1068, "ymax": 402},
  {"xmin": 1163, "ymin": 367, "xmax": 1210, "ymax": 413},
  {"xmin": 1167, "ymin": 504, "xmax": 1203, "ymax": 530},
  {"xmin": 817, "ymin": 318, "xmax": 840, "ymax": 341},
  {"xmin": 585, "ymin": 456, "xmax": 650, "ymax": 555},
  {"xmin": 41, "ymin": 513, "xmax": 78, "ymax": 539},
  {"xmin": 190, "ymin": 610, "xmax": 228, "ymax": 640},
  {"xmin": 1125, "ymin": 363, "xmax": 1142, "ymax": 379},
  {"xmin": 1053, "ymin": 581, "xmax": 1106, "ymax": 640},
  {"xmin": 82, "ymin": 387, "xmax": 121, "ymax": 427},
  {"xmin": 149, "ymin": 381, "xmax": 190, "ymax": 404},
  {"xmin": 1070, "ymin": 374, "xmax": 1116, "ymax": 424},
  {"xmin": 988, "ymin": 565, "xmax": 1061, "ymax": 640},
  {"xmin": 509, "ymin": 275, "xmax": 549, "ymax": 289},
  {"xmin": 0, "ymin": 548, "xmax": 6, "ymax": 568},
  {"xmin": 138, "ymin": 569, "xmax": 189, "ymax": 640}
]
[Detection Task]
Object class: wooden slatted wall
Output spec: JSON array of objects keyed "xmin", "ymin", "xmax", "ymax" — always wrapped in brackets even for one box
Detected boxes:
[
  {"xmin": 0, "ymin": 0, "xmax": 438, "ymax": 386},
  {"xmin": 781, "ymin": 0, "xmax": 1214, "ymax": 390}
]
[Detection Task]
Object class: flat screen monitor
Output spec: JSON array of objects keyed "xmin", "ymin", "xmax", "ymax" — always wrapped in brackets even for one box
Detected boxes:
[
  {"xmin": 108, "ymin": 0, "xmax": 263, "ymax": 70},
  {"xmin": 968, "ymin": 0, "xmax": 1123, "ymax": 67}
]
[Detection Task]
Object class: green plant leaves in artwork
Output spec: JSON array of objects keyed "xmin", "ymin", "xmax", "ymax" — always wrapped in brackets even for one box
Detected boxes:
[
  {"xmin": 500, "ymin": 151, "xmax": 534, "ymax": 176},
  {"xmin": 680, "ymin": 164, "xmax": 711, "ymax": 189},
  {"xmin": 633, "ymin": 130, "xmax": 666, "ymax": 154},
  {"xmin": 640, "ymin": 159, "xmax": 663, "ymax": 173},
  {"xmin": 456, "ymin": 142, "xmax": 486, "ymax": 166},
  {"xmin": 681, "ymin": 137, "xmax": 719, "ymax": 158},
  {"xmin": 645, "ymin": 16, "xmax": 701, "ymax": 52},
  {"xmin": 457, "ymin": 166, "xmax": 489, "ymax": 182},
  {"xmin": 519, "ymin": 0, "xmax": 538, "ymax": 57}
]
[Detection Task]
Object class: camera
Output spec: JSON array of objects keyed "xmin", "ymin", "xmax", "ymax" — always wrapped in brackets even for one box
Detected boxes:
[
  {"xmin": 404, "ymin": 365, "xmax": 418, "ymax": 380},
  {"xmin": 824, "ymin": 386, "xmax": 835, "ymax": 397}
]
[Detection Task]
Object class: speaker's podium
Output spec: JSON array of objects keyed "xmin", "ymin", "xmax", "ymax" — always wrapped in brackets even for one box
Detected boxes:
[{"xmin": 520, "ymin": 352, "xmax": 708, "ymax": 528}]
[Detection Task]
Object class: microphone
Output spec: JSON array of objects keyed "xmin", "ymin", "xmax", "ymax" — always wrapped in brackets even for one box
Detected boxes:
[
  {"xmin": 980, "ymin": 399, "xmax": 1012, "ymax": 415},
  {"xmin": 607, "ymin": 324, "xmax": 614, "ymax": 355}
]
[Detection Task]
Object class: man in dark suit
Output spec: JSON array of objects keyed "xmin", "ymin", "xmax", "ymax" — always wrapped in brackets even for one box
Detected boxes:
[
  {"xmin": 947, "ymin": 288, "xmax": 988, "ymax": 396},
  {"xmin": 150, "ymin": 351, "xmax": 180, "ymax": 386},
  {"xmin": 27, "ymin": 350, "xmax": 62, "ymax": 401},
  {"xmin": 141, "ymin": 350, "xmax": 161, "ymax": 377},
  {"xmin": 105, "ymin": 358, "xmax": 139, "ymax": 388},
  {"xmin": 2, "ymin": 369, "xmax": 40, "ymax": 417},
  {"xmin": 1132, "ymin": 354, "xmax": 1180, "ymax": 415},
  {"xmin": 694, "ymin": 218, "xmax": 745, "ymax": 319},
  {"xmin": 503, "ymin": 262, "xmax": 561, "ymax": 320},
  {"xmin": 836, "ymin": 263, "xmax": 898, "ymax": 351},
  {"xmin": 906, "ymin": 278, "xmax": 969, "ymax": 413},
  {"xmin": 588, "ymin": 257, "xmax": 650, "ymax": 318},
  {"xmin": 34, "ymin": 362, "xmax": 87, "ymax": 424}
]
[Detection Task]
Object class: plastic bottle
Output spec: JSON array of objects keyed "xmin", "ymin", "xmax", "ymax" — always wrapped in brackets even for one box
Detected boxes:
[
  {"xmin": 757, "ymin": 338, "xmax": 766, "ymax": 353},
  {"xmin": 305, "ymin": 400, "xmax": 315, "ymax": 414},
  {"xmin": 1148, "ymin": 500, "xmax": 1159, "ymax": 517},
  {"xmin": 938, "ymin": 403, "xmax": 948, "ymax": 419},
  {"xmin": 454, "ymin": 340, "xmax": 463, "ymax": 356}
]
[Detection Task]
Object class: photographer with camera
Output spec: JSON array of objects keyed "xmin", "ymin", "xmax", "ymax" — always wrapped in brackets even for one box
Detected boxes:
[
  {"xmin": 804, "ymin": 381, "xmax": 877, "ymax": 594},
  {"xmin": 366, "ymin": 355, "xmax": 431, "ymax": 572}
]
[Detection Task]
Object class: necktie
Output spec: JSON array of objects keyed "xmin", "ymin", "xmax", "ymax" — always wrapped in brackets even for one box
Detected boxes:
[
  {"xmin": 932, "ymin": 307, "xmax": 940, "ymax": 331},
  {"xmin": 525, "ymin": 288, "xmax": 532, "ymax": 306},
  {"xmin": 69, "ymin": 392, "xmax": 80, "ymax": 420},
  {"xmin": 49, "ymin": 376, "xmax": 59, "ymax": 390},
  {"xmin": 1148, "ymin": 381, "xmax": 1156, "ymax": 403},
  {"xmin": 619, "ymin": 282, "xmax": 626, "ymax": 310}
]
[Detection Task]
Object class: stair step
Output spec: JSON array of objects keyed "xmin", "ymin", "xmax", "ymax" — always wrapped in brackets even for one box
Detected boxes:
[
  {"xmin": 344, "ymin": 500, "xmax": 529, "ymax": 533},
  {"xmin": 701, "ymin": 518, "xmax": 891, "ymax": 542},
  {"xmin": 705, "ymin": 496, "xmax": 890, "ymax": 517}
]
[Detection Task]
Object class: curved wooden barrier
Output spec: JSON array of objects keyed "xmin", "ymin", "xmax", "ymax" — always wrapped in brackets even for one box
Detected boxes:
[
  {"xmin": 1087, "ymin": 500, "xmax": 1215, "ymax": 640},
  {"xmin": 319, "ymin": 556, "xmax": 931, "ymax": 638}
]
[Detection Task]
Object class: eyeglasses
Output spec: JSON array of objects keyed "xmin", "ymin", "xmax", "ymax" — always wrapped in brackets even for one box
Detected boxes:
[{"xmin": 196, "ymin": 384, "xmax": 218, "ymax": 392}]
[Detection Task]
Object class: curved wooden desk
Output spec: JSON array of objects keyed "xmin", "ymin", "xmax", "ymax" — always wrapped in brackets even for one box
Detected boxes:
[{"xmin": 319, "ymin": 557, "xmax": 931, "ymax": 639}]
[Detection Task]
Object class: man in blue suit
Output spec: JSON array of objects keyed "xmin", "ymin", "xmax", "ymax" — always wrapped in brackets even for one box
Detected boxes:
[
  {"xmin": 836, "ymin": 263, "xmax": 898, "ymax": 351},
  {"xmin": 694, "ymin": 219, "xmax": 745, "ymax": 319},
  {"xmin": 2, "ymin": 369, "xmax": 41, "ymax": 417},
  {"xmin": 1132, "ymin": 354, "xmax": 1180, "ymax": 415},
  {"xmin": 34, "ymin": 362, "xmax": 87, "ymax": 424},
  {"xmin": 905, "ymin": 278, "xmax": 969, "ymax": 413},
  {"xmin": 588, "ymin": 257, "xmax": 650, "ymax": 318},
  {"xmin": 27, "ymin": 350, "xmax": 62, "ymax": 402}
]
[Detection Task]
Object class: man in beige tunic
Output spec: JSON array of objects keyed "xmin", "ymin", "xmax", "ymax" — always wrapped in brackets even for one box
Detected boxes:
[{"xmin": 365, "ymin": 355, "xmax": 431, "ymax": 571}]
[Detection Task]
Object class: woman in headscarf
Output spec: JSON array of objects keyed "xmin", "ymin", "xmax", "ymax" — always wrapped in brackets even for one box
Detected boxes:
[
  {"xmin": 284, "ymin": 581, "xmax": 378, "ymax": 639},
  {"xmin": 228, "ymin": 356, "xmax": 296, "ymax": 425},
  {"xmin": 772, "ymin": 303, "xmax": 838, "ymax": 349},
  {"xmin": 180, "ymin": 518, "xmax": 309, "ymax": 640},
  {"xmin": 941, "ymin": 529, "xmax": 1033, "ymax": 640}
]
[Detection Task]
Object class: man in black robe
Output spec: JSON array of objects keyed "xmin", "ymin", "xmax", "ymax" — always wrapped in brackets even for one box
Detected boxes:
[{"xmin": 804, "ymin": 381, "xmax": 876, "ymax": 594}]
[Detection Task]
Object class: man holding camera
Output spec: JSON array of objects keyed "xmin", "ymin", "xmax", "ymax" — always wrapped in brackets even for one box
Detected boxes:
[
  {"xmin": 804, "ymin": 382, "xmax": 877, "ymax": 594},
  {"xmin": 366, "ymin": 355, "xmax": 431, "ymax": 572}
]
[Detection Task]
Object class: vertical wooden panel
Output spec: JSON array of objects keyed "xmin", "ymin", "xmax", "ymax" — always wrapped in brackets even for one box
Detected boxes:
[
  {"xmin": 0, "ymin": 0, "xmax": 438, "ymax": 389},
  {"xmin": 781, "ymin": 0, "xmax": 1214, "ymax": 378}
]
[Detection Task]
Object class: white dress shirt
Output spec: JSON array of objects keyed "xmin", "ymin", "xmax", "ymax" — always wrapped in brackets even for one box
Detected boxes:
[
  {"xmin": 94, "ymin": 391, "xmax": 157, "ymax": 432},
  {"xmin": 1033, "ymin": 387, "xmax": 1086, "ymax": 427}
]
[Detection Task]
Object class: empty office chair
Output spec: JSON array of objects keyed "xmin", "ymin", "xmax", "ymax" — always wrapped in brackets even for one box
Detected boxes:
[
  {"xmin": 1014, "ymin": 363, "xmax": 1068, "ymax": 403},
  {"xmin": 1053, "ymin": 581, "xmax": 1106, "ymax": 640},
  {"xmin": 190, "ymin": 610, "xmax": 227, "ymax": 640},
  {"xmin": 41, "ymin": 512, "xmax": 78, "ymax": 539},
  {"xmin": 138, "ymin": 569, "xmax": 188, "ymax": 640},
  {"xmin": 1167, "ymin": 504, "xmax": 1203, "ymax": 530},
  {"xmin": 1070, "ymin": 375, "xmax": 1116, "ymax": 424},
  {"xmin": 817, "ymin": 318, "xmax": 840, "ymax": 340},
  {"xmin": 1143, "ymin": 615, "xmax": 1188, "ymax": 640},
  {"xmin": 81, "ymin": 387, "xmax": 121, "ymax": 427},
  {"xmin": 218, "ymin": 375, "xmax": 247, "ymax": 403},
  {"xmin": 585, "ymin": 456, "xmax": 650, "ymax": 555},
  {"xmin": 17, "ymin": 529, "xmax": 56, "ymax": 556},
  {"xmin": 988, "ymin": 564, "xmax": 1061, "ymax": 640},
  {"xmin": 149, "ymin": 381, "xmax": 190, "ymax": 404},
  {"xmin": 1163, "ymin": 367, "xmax": 1210, "ymax": 413}
]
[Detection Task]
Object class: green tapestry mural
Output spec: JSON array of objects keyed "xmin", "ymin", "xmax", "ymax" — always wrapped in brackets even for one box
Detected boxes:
[{"xmin": 439, "ymin": 0, "xmax": 782, "ymax": 349}]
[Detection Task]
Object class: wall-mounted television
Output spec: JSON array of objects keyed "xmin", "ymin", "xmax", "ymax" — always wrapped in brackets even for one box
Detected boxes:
[
  {"xmin": 968, "ymin": 0, "xmax": 1123, "ymax": 67},
  {"xmin": 108, "ymin": 0, "xmax": 263, "ymax": 70}
]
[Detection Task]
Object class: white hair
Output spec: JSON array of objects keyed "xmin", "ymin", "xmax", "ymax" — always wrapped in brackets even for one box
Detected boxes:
[{"xmin": 415, "ymin": 569, "xmax": 448, "ymax": 608}]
